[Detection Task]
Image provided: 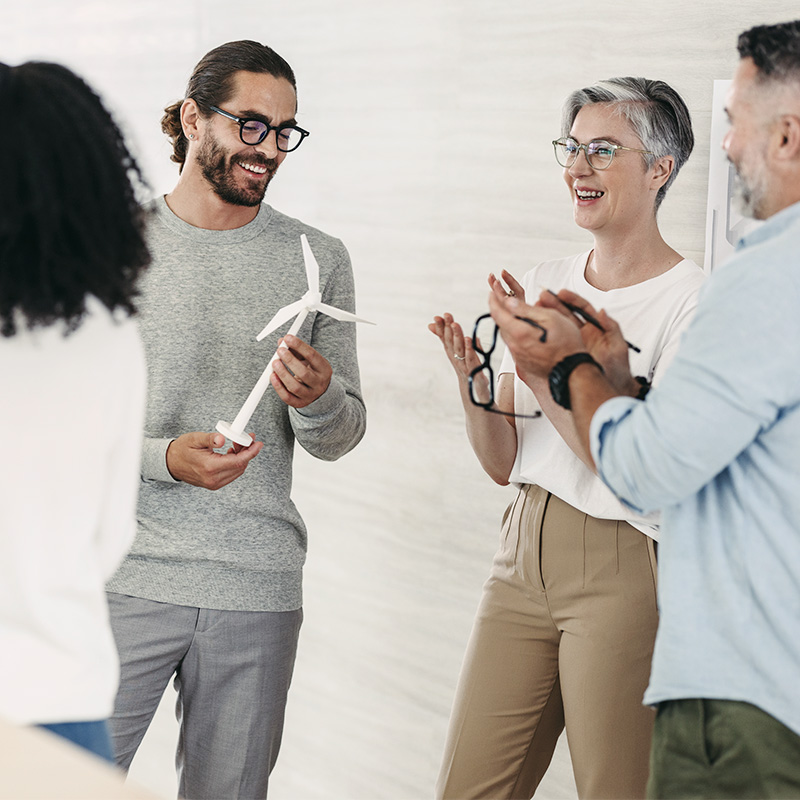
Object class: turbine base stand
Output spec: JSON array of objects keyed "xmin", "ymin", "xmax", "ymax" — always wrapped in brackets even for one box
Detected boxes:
[{"xmin": 215, "ymin": 421, "xmax": 253, "ymax": 447}]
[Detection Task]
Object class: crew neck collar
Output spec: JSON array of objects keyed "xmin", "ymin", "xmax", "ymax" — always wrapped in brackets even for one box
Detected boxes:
[{"xmin": 150, "ymin": 195, "xmax": 274, "ymax": 244}]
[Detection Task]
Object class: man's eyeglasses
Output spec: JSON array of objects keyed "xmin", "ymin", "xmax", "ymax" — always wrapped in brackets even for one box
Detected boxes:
[
  {"xmin": 209, "ymin": 105, "xmax": 310, "ymax": 152},
  {"xmin": 468, "ymin": 313, "xmax": 544, "ymax": 419},
  {"xmin": 552, "ymin": 137, "xmax": 653, "ymax": 170}
]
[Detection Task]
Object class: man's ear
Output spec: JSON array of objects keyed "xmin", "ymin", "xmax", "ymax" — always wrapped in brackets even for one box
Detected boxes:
[
  {"xmin": 773, "ymin": 114, "xmax": 800, "ymax": 161},
  {"xmin": 180, "ymin": 98, "xmax": 201, "ymax": 141}
]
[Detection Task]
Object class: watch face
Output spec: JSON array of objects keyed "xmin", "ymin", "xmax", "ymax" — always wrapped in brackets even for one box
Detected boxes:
[{"xmin": 549, "ymin": 353, "xmax": 597, "ymax": 410}]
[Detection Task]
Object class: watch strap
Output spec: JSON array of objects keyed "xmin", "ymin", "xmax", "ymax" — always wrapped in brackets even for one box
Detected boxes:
[
  {"xmin": 634, "ymin": 375, "xmax": 651, "ymax": 401},
  {"xmin": 549, "ymin": 352, "xmax": 603, "ymax": 410}
]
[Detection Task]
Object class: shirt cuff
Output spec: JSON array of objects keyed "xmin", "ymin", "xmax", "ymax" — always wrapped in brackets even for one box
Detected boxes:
[
  {"xmin": 589, "ymin": 396, "xmax": 639, "ymax": 474},
  {"xmin": 141, "ymin": 437, "xmax": 180, "ymax": 483},
  {"xmin": 589, "ymin": 396, "xmax": 644, "ymax": 513}
]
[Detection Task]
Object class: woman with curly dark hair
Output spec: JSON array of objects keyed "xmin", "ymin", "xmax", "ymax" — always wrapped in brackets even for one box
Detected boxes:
[{"xmin": 0, "ymin": 60, "xmax": 150, "ymax": 761}]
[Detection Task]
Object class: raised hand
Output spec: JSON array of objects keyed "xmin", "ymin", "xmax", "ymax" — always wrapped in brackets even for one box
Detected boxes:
[
  {"xmin": 487, "ymin": 290, "xmax": 584, "ymax": 385},
  {"xmin": 428, "ymin": 312, "xmax": 483, "ymax": 379},
  {"xmin": 429, "ymin": 309, "xmax": 518, "ymax": 483},
  {"xmin": 489, "ymin": 270, "xmax": 526, "ymax": 304},
  {"xmin": 539, "ymin": 289, "xmax": 639, "ymax": 396}
]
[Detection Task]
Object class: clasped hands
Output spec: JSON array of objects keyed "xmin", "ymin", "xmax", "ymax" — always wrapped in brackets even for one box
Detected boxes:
[{"xmin": 487, "ymin": 280, "xmax": 640, "ymax": 399}]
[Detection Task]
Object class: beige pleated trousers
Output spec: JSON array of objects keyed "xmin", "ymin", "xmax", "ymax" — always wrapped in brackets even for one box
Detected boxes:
[{"xmin": 436, "ymin": 484, "xmax": 659, "ymax": 800}]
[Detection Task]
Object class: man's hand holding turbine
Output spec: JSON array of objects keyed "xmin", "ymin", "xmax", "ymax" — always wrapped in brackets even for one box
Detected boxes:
[{"xmin": 216, "ymin": 234, "xmax": 374, "ymax": 447}]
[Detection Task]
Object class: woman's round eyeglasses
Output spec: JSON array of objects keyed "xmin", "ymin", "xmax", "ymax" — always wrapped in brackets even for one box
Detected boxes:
[{"xmin": 552, "ymin": 137, "xmax": 653, "ymax": 170}]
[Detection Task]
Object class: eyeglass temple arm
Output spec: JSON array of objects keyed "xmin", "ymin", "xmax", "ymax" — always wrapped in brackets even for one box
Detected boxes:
[{"xmin": 515, "ymin": 316, "xmax": 547, "ymax": 342}]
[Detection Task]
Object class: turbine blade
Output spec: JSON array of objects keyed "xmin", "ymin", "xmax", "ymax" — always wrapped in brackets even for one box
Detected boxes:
[
  {"xmin": 300, "ymin": 234, "xmax": 319, "ymax": 295},
  {"xmin": 316, "ymin": 302, "xmax": 376, "ymax": 325},
  {"xmin": 256, "ymin": 300, "xmax": 306, "ymax": 341}
]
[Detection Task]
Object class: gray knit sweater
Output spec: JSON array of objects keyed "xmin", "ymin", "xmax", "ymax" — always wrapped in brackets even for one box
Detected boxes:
[{"xmin": 107, "ymin": 197, "xmax": 366, "ymax": 611}]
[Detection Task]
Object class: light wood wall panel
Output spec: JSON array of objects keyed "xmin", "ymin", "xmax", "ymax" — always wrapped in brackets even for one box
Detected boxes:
[{"xmin": 2, "ymin": 2, "xmax": 796, "ymax": 798}]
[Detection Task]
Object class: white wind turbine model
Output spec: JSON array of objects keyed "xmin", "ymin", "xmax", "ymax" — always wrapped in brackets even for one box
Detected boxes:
[{"xmin": 216, "ymin": 234, "xmax": 374, "ymax": 447}]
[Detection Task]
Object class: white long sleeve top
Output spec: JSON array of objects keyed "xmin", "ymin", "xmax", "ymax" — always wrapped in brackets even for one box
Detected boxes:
[{"xmin": 0, "ymin": 297, "xmax": 145, "ymax": 725}]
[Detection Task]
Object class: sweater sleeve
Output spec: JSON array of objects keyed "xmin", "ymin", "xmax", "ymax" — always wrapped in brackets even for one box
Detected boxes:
[
  {"xmin": 141, "ymin": 436, "xmax": 180, "ymax": 483},
  {"xmin": 289, "ymin": 239, "xmax": 367, "ymax": 461}
]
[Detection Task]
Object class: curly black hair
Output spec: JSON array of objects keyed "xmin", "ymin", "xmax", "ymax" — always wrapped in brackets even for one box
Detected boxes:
[{"xmin": 0, "ymin": 61, "xmax": 151, "ymax": 337}]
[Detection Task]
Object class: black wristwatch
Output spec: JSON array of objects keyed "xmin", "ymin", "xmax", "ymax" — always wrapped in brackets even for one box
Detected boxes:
[
  {"xmin": 634, "ymin": 376, "xmax": 651, "ymax": 401},
  {"xmin": 549, "ymin": 353, "xmax": 604, "ymax": 410}
]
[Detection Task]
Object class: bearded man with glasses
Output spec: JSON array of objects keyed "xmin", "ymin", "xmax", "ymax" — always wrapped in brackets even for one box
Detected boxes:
[
  {"xmin": 430, "ymin": 76, "xmax": 705, "ymax": 799},
  {"xmin": 105, "ymin": 41, "xmax": 367, "ymax": 799}
]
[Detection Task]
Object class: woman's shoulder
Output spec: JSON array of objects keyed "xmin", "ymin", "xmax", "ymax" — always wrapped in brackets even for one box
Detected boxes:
[
  {"xmin": 664, "ymin": 257, "xmax": 707, "ymax": 289},
  {"xmin": 519, "ymin": 251, "xmax": 591, "ymax": 291},
  {"xmin": 619, "ymin": 257, "xmax": 707, "ymax": 305},
  {"xmin": 69, "ymin": 298, "xmax": 143, "ymax": 357}
]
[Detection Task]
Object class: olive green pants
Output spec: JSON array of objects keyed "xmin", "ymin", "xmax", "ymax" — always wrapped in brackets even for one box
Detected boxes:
[{"xmin": 648, "ymin": 698, "xmax": 800, "ymax": 799}]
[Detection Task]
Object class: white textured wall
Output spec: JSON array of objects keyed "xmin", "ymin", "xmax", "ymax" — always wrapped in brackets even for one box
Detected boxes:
[{"xmin": 3, "ymin": 2, "xmax": 797, "ymax": 798}]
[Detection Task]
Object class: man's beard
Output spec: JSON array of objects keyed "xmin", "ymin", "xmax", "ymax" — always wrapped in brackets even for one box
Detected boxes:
[
  {"xmin": 197, "ymin": 134, "xmax": 277, "ymax": 207},
  {"xmin": 730, "ymin": 156, "xmax": 769, "ymax": 221}
]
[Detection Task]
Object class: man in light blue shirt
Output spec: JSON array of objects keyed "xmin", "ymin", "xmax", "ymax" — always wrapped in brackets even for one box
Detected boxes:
[{"xmin": 487, "ymin": 20, "xmax": 800, "ymax": 799}]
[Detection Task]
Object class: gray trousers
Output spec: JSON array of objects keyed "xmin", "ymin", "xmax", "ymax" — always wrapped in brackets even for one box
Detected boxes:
[{"xmin": 107, "ymin": 592, "xmax": 302, "ymax": 800}]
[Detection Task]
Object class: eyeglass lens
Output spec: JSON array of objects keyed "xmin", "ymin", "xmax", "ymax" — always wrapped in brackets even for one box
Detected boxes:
[
  {"xmin": 468, "ymin": 314, "xmax": 543, "ymax": 419},
  {"xmin": 472, "ymin": 314, "xmax": 499, "ymax": 356},
  {"xmin": 470, "ymin": 315, "xmax": 499, "ymax": 406},
  {"xmin": 554, "ymin": 139, "xmax": 615, "ymax": 169},
  {"xmin": 240, "ymin": 120, "xmax": 304, "ymax": 151}
]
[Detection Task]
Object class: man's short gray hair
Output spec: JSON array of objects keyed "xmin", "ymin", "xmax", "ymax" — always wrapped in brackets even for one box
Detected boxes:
[
  {"xmin": 561, "ymin": 77, "xmax": 694, "ymax": 211},
  {"xmin": 738, "ymin": 20, "xmax": 800, "ymax": 85}
]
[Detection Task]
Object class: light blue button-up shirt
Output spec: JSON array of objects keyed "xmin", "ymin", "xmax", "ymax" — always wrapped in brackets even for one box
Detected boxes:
[{"xmin": 590, "ymin": 201, "xmax": 800, "ymax": 737}]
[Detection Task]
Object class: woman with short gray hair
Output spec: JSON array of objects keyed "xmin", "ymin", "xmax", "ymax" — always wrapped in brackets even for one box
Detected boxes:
[{"xmin": 431, "ymin": 77, "xmax": 704, "ymax": 799}]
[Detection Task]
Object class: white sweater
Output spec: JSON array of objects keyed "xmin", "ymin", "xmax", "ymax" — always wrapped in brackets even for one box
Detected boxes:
[{"xmin": 0, "ymin": 298, "xmax": 145, "ymax": 724}]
